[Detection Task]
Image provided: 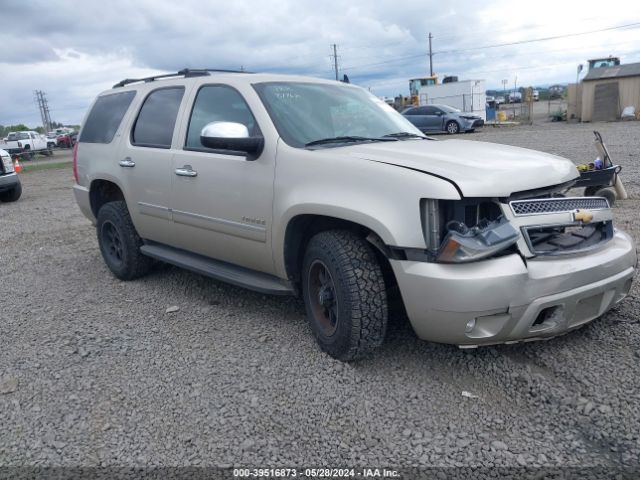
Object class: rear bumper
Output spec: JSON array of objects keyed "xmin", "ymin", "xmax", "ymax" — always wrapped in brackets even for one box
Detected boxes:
[
  {"xmin": 73, "ymin": 184, "xmax": 95, "ymax": 223},
  {"xmin": 0, "ymin": 173, "xmax": 20, "ymax": 192},
  {"xmin": 391, "ymin": 230, "xmax": 637, "ymax": 346}
]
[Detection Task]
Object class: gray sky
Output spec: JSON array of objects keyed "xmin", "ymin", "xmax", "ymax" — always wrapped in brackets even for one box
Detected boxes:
[{"xmin": 1, "ymin": 0, "xmax": 639, "ymax": 127}]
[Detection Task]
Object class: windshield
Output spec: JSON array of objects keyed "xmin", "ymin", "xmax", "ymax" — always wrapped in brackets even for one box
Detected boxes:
[
  {"xmin": 438, "ymin": 105, "xmax": 460, "ymax": 113},
  {"xmin": 254, "ymin": 82, "xmax": 423, "ymax": 148}
]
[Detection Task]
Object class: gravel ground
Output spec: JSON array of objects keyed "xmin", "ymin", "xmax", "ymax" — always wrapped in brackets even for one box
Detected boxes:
[{"xmin": 1, "ymin": 122, "xmax": 639, "ymax": 478}]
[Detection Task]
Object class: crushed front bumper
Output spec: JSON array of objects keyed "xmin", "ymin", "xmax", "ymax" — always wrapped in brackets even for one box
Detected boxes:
[{"xmin": 391, "ymin": 230, "xmax": 637, "ymax": 346}]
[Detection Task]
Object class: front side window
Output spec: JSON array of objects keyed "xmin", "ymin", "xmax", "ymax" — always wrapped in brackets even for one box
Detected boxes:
[
  {"xmin": 132, "ymin": 87, "xmax": 184, "ymax": 148},
  {"xmin": 254, "ymin": 82, "xmax": 423, "ymax": 148},
  {"xmin": 185, "ymin": 85, "xmax": 257, "ymax": 150}
]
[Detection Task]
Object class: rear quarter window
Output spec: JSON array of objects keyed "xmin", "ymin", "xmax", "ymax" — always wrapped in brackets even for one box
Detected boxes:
[{"xmin": 80, "ymin": 91, "xmax": 136, "ymax": 144}]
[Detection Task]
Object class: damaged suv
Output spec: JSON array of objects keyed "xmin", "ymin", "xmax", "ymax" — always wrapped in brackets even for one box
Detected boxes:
[{"xmin": 73, "ymin": 70, "xmax": 636, "ymax": 361}]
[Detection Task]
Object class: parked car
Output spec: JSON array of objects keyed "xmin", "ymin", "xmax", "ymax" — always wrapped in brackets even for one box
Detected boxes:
[
  {"xmin": 495, "ymin": 96, "xmax": 505, "ymax": 106},
  {"xmin": 3, "ymin": 130, "xmax": 52, "ymax": 158},
  {"xmin": 509, "ymin": 91, "xmax": 522, "ymax": 103},
  {"xmin": 0, "ymin": 148, "xmax": 22, "ymax": 202},
  {"xmin": 46, "ymin": 133, "xmax": 59, "ymax": 148},
  {"xmin": 402, "ymin": 104, "xmax": 484, "ymax": 134},
  {"xmin": 57, "ymin": 133, "xmax": 75, "ymax": 148},
  {"xmin": 549, "ymin": 85, "xmax": 564, "ymax": 100},
  {"xmin": 73, "ymin": 69, "xmax": 636, "ymax": 361}
]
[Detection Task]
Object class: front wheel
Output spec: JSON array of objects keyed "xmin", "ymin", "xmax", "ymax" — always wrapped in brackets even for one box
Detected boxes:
[
  {"xmin": 446, "ymin": 121, "xmax": 460, "ymax": 134},
  {"xmin": 301, "ymin": 230, "xmax": 388, "ymax": 361},
  {"xmin": 96, "ymin": 201, "xmax": 152, "ymax": 280},
  {"xmin": 0, "ymin": 183, "xmax": 22, "ymax": 202}
]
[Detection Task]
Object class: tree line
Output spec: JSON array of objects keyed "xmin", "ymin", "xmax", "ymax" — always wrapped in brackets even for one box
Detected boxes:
[{"xmin": 1, "ymin": 122, "xmax": 80, "ymax": 137}]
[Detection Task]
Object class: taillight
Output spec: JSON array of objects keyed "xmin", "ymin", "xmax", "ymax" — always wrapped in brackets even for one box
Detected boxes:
[{"xmin": 72, "ymin": 142, "xmax": 79, "ymax": 182}]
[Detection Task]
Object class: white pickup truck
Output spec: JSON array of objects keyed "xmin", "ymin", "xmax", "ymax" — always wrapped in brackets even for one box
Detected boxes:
[{"xmin": 2, "ymin": 131, "xmax": 53, "ymax": 158}]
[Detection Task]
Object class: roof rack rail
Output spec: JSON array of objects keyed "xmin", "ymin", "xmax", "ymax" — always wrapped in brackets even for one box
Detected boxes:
[{"xmin": 112, "ymin": 68, "xmax": 251, "ymax": 89}]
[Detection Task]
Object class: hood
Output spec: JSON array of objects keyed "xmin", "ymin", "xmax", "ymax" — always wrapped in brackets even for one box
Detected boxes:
[{"xmin": 340, "ymin": 139, "xmax": 578, "ymax": 197}]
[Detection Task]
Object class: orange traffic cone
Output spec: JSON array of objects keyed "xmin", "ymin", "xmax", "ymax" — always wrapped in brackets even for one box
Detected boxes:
[{"xmin": 14, "ymin": 158, "xmax": 22, "ymax": 173}]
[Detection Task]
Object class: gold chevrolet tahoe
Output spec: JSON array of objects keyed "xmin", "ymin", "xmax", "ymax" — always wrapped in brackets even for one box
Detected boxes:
[{"xmin": 73, "ymin": 69, "xmax": 636, "ymax": 361}]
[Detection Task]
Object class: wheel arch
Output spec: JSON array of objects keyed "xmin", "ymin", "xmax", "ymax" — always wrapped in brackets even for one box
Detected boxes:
[
  {"xmin": 281, "ymin": 212, "xmax": 397, "ymax": 293},
  {"xmin": 89, "ymin": 178, "xmax": 126, "ymax": 218}
]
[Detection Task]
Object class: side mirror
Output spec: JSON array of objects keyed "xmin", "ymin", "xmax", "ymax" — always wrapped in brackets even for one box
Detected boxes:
[{"xmin": 200, "ymin": 122, "xmax": 264, "ymax": 158}]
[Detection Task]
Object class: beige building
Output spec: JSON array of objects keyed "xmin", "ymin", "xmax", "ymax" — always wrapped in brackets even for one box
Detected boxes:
[{"xmin": 579, "ymin": 63, "xmax": 640, "ymax": 122}]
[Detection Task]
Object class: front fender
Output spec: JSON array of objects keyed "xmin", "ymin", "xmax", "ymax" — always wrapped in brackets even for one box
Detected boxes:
[{"xmin": 271, "ymin": 141, "xmax": 460, "ymax": 277}]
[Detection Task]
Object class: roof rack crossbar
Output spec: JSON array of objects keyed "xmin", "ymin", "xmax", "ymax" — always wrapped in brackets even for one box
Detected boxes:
[{"xmin": 112, "ymin": 68, "xmax": 252, "ymax": 88}]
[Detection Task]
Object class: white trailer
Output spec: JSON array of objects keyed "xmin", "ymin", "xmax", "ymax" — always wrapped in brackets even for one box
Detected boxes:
[{"xmin": 418, "ymin": 80, "xmax": 487, "ymax": 120}]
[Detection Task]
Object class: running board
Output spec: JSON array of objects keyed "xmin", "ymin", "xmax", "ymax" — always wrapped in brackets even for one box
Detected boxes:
[{"xmin": 140, "ymin": 243, "xmax": 294, "ymax": 295}]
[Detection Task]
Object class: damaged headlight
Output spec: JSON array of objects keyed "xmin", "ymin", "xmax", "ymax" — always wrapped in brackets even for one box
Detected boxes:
[
  {"xmin": 436, "ymin": 216, "xmax": 519, "ymax": 263},
  {"xmin": 1, "ymin": 154, "xmax": 14, "ymax": 174}
]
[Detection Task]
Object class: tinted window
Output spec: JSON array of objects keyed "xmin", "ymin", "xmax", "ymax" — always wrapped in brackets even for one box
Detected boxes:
[
  {"xmin": 80, "ymin": 91, "xmax": 135, "ymax": 144},
  {"xmin": 132, "ymin": 87, "xmax": 184, "ymax": 148},
  {"xmin": 185, "ymin": 85, "xmax": 257, "ymax": 149}
]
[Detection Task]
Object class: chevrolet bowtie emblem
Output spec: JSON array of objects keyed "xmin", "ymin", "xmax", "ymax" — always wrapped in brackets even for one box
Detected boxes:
[{"xmin": 574, "ymin": 209, "xmax": 594, "ymax": 223}]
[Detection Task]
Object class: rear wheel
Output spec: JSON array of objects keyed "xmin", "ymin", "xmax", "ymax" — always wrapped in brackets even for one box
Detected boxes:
[
  {"xmin": 24, "ymin": 145, "xmax": 34, "ymax": 160},
  {"xmin": 0, "ymin": 183, "xmax": 22, "ymax": 202},
  {"xmin": 96, "ymin": 201, "xmax": 152, "ymax": 280},
  {"xmin": 446, "ymin": 121, "xmax": 460, "ymax": 134},
  {"xmin": 301, "ymin": 230, "xmax": 388, "ymax": 361},
  {"xmin": 595, "ymin": 187, "xmax": 616, "ymax": 206}
]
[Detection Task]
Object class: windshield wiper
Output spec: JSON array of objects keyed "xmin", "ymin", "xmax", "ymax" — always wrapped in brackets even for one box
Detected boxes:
[
  {"xmin": 305, "ymin": 136, "xmax": 397, "ymax": 147},
  {"xmin": 383, "ymin": 132, "xmax": 432, "ymax": 140}
]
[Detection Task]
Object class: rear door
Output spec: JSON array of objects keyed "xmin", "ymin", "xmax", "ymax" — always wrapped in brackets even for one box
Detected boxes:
[
  {"xmin": 117, "ymin": 86, "xmax": 187, "ymax": 246},
  {"xmin": 169, "ymin": 83, "xmax": 276, "ymax": 274},
  {"xmin": 404, "ymin": 106, "xmax": 431, "ymax": 131}
]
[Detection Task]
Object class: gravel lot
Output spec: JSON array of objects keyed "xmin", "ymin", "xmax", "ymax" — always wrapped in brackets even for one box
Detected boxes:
[{"xmin": 1, "ymin": 121, "xmax": 639, "ymax": 477}]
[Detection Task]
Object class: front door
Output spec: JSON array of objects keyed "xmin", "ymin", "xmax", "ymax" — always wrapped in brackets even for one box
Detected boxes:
[{"xmin": 170, "ymin": 84, "xmax": 275, "ymax": 274}]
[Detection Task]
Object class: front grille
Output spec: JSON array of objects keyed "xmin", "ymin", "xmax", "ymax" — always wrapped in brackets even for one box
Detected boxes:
[
  {"xmin": 510, "ymin": 197, "xmax": 609, "ymax": 216},
  {"xmin": 523, "ymin": 221, "xmax": 613, "ymax": 255}
]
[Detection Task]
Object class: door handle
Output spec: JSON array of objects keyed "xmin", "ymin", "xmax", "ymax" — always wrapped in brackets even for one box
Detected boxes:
[
  {"xmin": 175, "ymin": 165, "xmax": 198, "ymax": 177},
  {"xmin": 119, "ymin": 157, "xmax": 136, "ymax": 168}
]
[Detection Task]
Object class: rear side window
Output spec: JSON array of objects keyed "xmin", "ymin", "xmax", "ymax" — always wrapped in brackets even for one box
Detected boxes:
[
  {"xmin": 132, "ymin": 87, "xmax": 184, "ymax": 148},
  {"xmin": 80, "ymin": 91, "xmax": 136, "ymax": 144}
]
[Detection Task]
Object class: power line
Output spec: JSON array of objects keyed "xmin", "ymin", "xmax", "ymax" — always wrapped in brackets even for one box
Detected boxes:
[{"xmin": 433, "ymin": 21, "xmax": 640, "ymax": 56}]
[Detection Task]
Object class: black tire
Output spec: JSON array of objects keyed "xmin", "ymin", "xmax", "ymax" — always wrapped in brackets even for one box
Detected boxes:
[
  {"xmin": 301, "ymin": 230, "xmax": 388, "ymax": 361},
  {"xmin": 595, "ymin": 187, "xmax": 616, "ymax": 206},
  {"xmin": 0, "ymin": 183, "xmax": 22, "ymax": 202},
  {"xmin": 584, "ymin": 186, "xmax": 599, "ymax": 197},
  {"xmin": 445, "ymin": 121, "xmax": 460, "ymax": 134},
  {"xmin": 96, "ymin": 201, "xmax": 152, "ymax": 280},
  {"xmin": 23, "ymin": 145, "xmax": 34, "ymax": 160}
]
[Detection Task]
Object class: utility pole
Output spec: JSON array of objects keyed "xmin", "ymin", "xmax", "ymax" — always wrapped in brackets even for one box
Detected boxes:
[
  {"xmin": 34, "ymin": 90, "xmax": 52, "ymax": 133},
  {"xmin": 428, "ymin": 32, "xmax": 433, "ymax": 77},
  {"xmin": 331, "ymin": 44, "xmax": 339, "ymax": 81}
]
